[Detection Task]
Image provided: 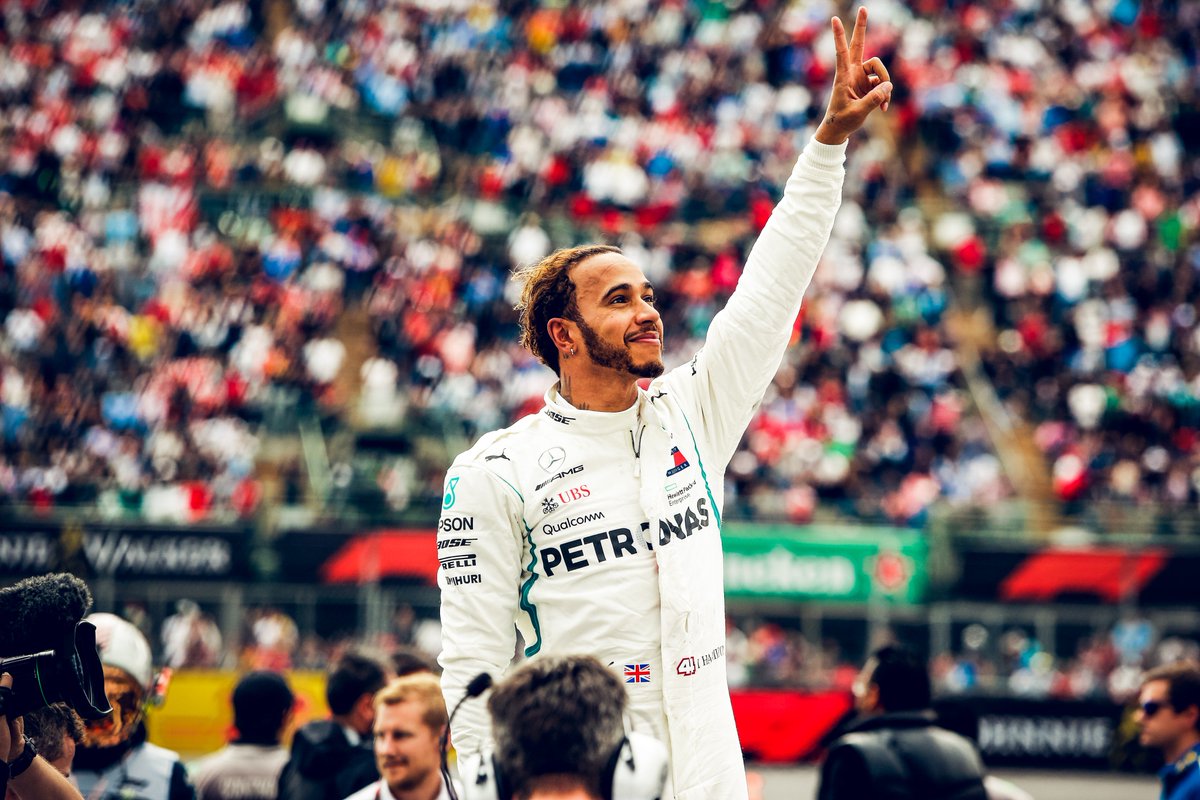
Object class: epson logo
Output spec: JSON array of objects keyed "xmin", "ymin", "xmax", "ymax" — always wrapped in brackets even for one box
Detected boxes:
[{"xmin": 535, "ymin": 465, "xmax": 583, "ymax": 491}]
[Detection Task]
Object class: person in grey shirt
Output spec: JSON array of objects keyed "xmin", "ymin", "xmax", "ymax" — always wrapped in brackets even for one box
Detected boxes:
[{"xmin": 190, "ymin": 672, "xmax": 294, "ymax": 800}]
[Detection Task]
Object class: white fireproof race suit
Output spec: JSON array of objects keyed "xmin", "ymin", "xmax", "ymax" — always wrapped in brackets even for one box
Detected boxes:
[{"xmin": 437, "ymin": 137, "xmax": 847, "ymax": 799}]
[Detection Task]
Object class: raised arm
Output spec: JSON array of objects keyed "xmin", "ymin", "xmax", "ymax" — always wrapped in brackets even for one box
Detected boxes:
[
  {"xmin": 0, "ymin": 674, "xmax": 83, "ymax": 800},
  {"xmin": 661, "ymin": 7, "xmax": 893, "ymax": 464},
  {"xmin": 816, "ymin": 7, "xmax": 894, "ymax": 145}
]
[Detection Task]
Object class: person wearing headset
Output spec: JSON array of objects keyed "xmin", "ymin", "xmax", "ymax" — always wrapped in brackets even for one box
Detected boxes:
[
  {"xmin": 460, "ymin": 655, "xmax": 668, "ymax": 800},
  {"xmin": 71, "ymin": 613, "xmax": 194, "ymax": 800}
]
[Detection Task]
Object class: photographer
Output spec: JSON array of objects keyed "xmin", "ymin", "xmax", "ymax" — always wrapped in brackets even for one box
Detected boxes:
[{"xmin": 0, "ymin": 672, "xmax": 83, "ymax": 799}]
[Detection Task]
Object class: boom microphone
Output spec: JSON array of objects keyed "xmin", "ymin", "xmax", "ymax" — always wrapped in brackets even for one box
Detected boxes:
[
  {"xmin": 0, "ymin": 574, "xmax": 91, "ymax": 654},
  {"xmin": 441, "ymin": 672, "xmax": 494, "ymax": 800},
  {"xmin": 0, "ymin": 574, "xmax": 111, "ymax": 719}
]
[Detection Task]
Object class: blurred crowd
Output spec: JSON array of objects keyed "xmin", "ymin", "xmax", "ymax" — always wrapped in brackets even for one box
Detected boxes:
[
  {"xmin": 0, "ymin": 0, "xmax": 1193, "ymax": 530},
  {"xmin": 722, "ymin": 613, "xmax": 1200, "ymax": 704},
  {"xmin": 147, "ymin": 598, "xmax": 1199, "ymax": 707},
  {"xmin": 931, "ymin": 618, "xmax": 1200, "ymax": 704}
]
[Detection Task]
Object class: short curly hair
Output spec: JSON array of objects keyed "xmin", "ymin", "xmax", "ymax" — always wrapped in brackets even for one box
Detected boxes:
[
  {"xmin": 487, "ymin": 655, "xmax": 626, "ymax": 799},
  {"xmin": 25, "ymin": 703, "xmax": 84, "ymax": 764},
  {"xmin": 514, "ymin": 245, "xmax": 621, "ymax": 374}
]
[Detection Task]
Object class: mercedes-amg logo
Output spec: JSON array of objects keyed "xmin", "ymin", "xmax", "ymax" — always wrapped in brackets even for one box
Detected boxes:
[{"xmin": 538, "ymin": 447, "xmax": 566, "ymax": 472}]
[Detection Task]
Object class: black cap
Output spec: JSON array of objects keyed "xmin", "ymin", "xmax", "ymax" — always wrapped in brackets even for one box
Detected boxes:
[{"xmin": 233, "ymin": 671, "xmax": 294, "ymax": 744}]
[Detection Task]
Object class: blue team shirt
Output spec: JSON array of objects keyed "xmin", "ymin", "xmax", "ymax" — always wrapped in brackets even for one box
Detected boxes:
[{"xmin": 1160, "ymin": 743, "xmax": 1200, "ymax": 800}]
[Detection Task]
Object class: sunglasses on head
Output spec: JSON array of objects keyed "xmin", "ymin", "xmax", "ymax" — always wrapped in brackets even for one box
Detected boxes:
[{"xmin": 1141, "ymin": 700, "xmax": 1169, "ymax": 717}]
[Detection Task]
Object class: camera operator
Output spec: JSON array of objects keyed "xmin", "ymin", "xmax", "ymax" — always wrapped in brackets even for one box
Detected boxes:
[
  {"xmin": 15, "ymin": 702, "xmax": 84, "ymax": 783},
  {"xmin": 0, "ymin": 672, "xmax": 84, "ymax": 799},
  {"xmin": 464, "ymin": 655, "xmax": 667, "ymax": 800}
]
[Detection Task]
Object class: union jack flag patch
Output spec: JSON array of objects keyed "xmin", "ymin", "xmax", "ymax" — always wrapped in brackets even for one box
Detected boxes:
[{"xmin": 624, "ymin": 663, "xmax": 651, "ymax": 683}]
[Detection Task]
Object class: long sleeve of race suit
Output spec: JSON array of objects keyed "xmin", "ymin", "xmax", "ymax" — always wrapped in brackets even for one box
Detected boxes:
[
  {"xmin": 436, "ymin": 462, "xmax": 526, "ymax": 757},
  {"xmin": 663, "ymin": 138, "xmax": 848, "ymax": 467}
]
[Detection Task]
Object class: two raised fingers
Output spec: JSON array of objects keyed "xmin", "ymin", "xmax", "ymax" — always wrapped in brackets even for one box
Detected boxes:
[
  {"xmin": 831, "ymin": 7, "xmax": 869, "ymax": 72},
  {"xmin": 832, "ymin": 9, "xmax": 892, "ymax": 112}
]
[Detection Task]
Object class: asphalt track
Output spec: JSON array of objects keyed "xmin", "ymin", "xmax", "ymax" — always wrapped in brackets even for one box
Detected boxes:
[{"xmin": 750, "ymin": 764, "xmax": 1159, "ymax": 799}]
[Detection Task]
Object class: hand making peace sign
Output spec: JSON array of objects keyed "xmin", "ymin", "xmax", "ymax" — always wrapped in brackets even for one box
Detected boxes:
[{"xmin": 815, "ymin": 7, "xmax": 893, "ymax": 145}]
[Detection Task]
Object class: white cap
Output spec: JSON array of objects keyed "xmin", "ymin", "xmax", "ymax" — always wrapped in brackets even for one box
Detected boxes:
[{"xmin": 87, "ymin": 613, "xmax": 154, "ymax": 692}]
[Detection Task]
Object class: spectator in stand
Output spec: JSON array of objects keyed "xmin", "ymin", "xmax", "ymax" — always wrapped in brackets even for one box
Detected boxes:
[
  {"xmin": 190, "ymin": 671, "xmax": 295, "ymax": 800},
  {"xmin": 162, "ymin": 599, "xmax": 223, "ymax": 669},
  {"xmin": 0, "ymin": 0, "xmax": 1197, "ymax": 534}
]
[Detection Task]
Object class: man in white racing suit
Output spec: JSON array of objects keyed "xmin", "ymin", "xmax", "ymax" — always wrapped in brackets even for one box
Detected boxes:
[{"xmin": 437, "ymin": 10, "xmax": 893, "ymax": 799}]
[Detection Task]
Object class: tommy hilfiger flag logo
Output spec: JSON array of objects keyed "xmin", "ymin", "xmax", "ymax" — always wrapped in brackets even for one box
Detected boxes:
[
  {"xmin": 666, "ymin": 447, "xmax": 690, "ymax": 477},
  {"xmin": 624, "ymin": 663, "xmax": 651, "ymax": 683}
]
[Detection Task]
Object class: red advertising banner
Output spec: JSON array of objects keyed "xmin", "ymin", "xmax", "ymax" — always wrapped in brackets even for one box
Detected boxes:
[{"xmin": 731, "ymin": 689, "xmax": 852, "ymax": 763}]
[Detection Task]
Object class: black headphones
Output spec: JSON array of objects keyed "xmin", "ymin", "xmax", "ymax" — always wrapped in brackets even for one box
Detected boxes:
[{"xmin": 459, "ymin": 731, "xmax": 669, "ymax": 800}]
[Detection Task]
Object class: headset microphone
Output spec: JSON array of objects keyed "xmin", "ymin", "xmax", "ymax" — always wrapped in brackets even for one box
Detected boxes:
[{"xmin": 441, "ymin": 672, "xmax": 493, "ymax": 800}]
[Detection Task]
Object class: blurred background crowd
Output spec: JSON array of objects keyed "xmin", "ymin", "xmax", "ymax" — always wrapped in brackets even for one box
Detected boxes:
[
  {"xmin": 0, "ymin": 0, "xmax": 1194, "ymax": 536},
  {"xmin": 145, "ymin": 595, "xmax": 1197, "ymax": 706}
]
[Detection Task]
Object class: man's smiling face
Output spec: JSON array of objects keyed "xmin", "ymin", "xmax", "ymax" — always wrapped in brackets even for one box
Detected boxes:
[{"xmin": 567, "ymin": 253, "xmax": 664, "ymax": 380}]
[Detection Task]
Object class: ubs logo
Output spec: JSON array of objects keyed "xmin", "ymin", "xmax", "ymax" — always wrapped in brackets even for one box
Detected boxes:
[
  {"xmin": 555, "ymin": 485, "xmax": 590, "ymax": 504},
  {"xmin": 539, "ymin": 447, "xmax": 566, "ymax": 472}
]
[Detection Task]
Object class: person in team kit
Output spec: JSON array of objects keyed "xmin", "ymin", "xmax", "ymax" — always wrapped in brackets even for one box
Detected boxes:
[{"xmin": 435, "ymin": 9, "xmax": 893, "ymax": 799}]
